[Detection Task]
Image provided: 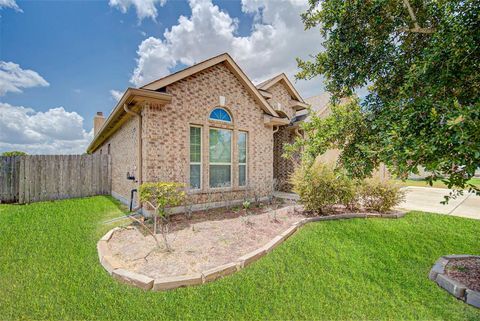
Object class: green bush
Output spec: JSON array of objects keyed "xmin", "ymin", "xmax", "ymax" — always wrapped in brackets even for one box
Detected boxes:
[
  {"xmin": 360, "ymin": 179, "xmax": 405, "ymax": 212},
  {"xmin": 291, "ymin": 162, "xmax": 357, "ymax": 215}
]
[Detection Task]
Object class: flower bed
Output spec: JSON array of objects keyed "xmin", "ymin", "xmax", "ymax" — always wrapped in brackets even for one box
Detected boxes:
[
  {"xmin": 98, "ymin": 205, "xmax": 405, "ymax": 291},
  {"xmin": 429, "ymin": 255, "xmax": 480, "ymax": 309}
]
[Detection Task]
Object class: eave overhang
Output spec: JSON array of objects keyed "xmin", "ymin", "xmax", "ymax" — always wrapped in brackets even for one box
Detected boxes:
[
  {"xmin": 263, "ymin": 115, "xmax": 290, "ymax": 127},
  {"xmin": 290, "ymin": 100, "xmax": 309, "ymax": 111},
  {"xmin": 87, "ymin": 88, "xmax": 172, "ymax": 153}
]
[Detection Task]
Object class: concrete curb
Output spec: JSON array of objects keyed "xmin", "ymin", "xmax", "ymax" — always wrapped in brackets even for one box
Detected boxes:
[
  {"xmin": 429, "ymin": 255, "xmax": 480, "ymax": 308},
  {"xmin": 98, "ymin": 205, "xmax": 406, "ymax": 291}
]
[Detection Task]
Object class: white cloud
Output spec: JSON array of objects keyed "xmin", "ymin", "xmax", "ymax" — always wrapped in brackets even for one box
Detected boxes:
[
  {"xmin": 0, "ymin": 103, "xmax": 93, "ymax": 154},
  {"xmin": 0, "ymin": 61, "xmax": 49, "ymax": 96},
  {"xmin": 0, "ymin": 0, "xmax": 22, "ymax": 12},
  {"xmin": 109, "ymin": 0, "xmax": 166, "ymax": 21},
  {"xmin": 110, "ymin": 89, "xmax": 123, "ymax": 102},
  {"xmin": 130, "ymin": 0, "xmax": 325, "ymax": 98}
]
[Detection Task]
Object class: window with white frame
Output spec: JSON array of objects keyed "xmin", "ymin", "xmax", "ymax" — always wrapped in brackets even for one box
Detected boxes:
[
  {"xmin": 189, "ymin": 126, "xmax": 202, "ymax": 189},
  {"xmin": 209, "ymin": 128, "xmax": 232, "ymax": 188},
  {"xmin": 238, "ymin": 131, "xmax": 247, "ymax": 186}
]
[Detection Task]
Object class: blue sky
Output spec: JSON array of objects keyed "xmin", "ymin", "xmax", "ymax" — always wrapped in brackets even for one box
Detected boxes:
[{"xmin": 0, "ymin": 0, "xmax": 326, "ymax": 154}]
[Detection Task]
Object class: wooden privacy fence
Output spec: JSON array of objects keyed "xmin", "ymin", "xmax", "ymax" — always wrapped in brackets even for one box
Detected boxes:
[{"xmin": 0, "ymin": 154, "xmax": 111, "ymax": 204}]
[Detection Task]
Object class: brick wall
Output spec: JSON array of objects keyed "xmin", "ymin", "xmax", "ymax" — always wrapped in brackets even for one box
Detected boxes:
[
  {"xmin": 273, "ymin": 126, "xmax": 297, "ymax": 191},
  {"xmin": 93, "ymin": 116, "xmax": 139, "ymax": 204},
  {"xmin": 141, "ymin": 62, "xmax": 275, "ymax": 204},
  {"xmin": 266, "ymin": 82, "xmax": 296, "ymax": 119},
  {"xmin": 268, "ymin": 81, "xmax": 298, "ymax": 191}
]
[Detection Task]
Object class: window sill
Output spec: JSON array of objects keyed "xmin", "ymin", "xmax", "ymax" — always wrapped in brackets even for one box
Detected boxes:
[{"xmin": 188, "ymin": 186, "xmax": 249, "ymax": 195}]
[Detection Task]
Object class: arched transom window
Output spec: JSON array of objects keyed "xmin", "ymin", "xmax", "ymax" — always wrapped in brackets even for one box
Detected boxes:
[{"xmin": 209, "ymin": 108, "xmax": 232, "ymax": 123}]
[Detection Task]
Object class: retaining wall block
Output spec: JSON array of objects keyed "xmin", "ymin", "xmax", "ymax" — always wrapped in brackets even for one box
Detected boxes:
[
  {"xmin": 466, "ymin": 289, "xmax": 480, "ymax": 308},
  {"xmin": 428, "ymin": 257, "xmax": 448, "ymax": 281},
  {"xmin": 202, "ymin": 262, "xmax": 238, "ymax": 282},
  {"xmin": 237, "ymin": 248, "xmax": 267, "ymax": 268},
  {"xmin": 436, "ymin": 274, "xmax": 466, "ymax": 299},
  {"xmin": 280, "ymin": 225, "xmax": 297, "ymax": 239},
  {"xmin": 112, "ymin": 269, "xmax": 154, "ymax": 290},
  {"xmin": 100, "ymin": 227, "xmax": 120, "ymax": 242},
  {"xmin": 442, "ymin": 254, "xmax": 479, "ymax": 260},
  {"xmin": 261, "ymin": 235, "xmax": 284, "ymax": 253},
  {"xmin": 366, "ymin": 213, "xmax": 381, "ymax": 218},
  {"xmin": 101, "ymin": 255, "xmax": 123, "ymax": 275},
  {"xmin": 97, "ymin": 240, "xmax": 110, "ymax": 262},
  {"xmin": 153, "ymin": 274, "xmax": 203, "ymax": 291}
]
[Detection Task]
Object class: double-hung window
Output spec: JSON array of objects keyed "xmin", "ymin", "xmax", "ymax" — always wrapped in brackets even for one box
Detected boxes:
[
  {"xmin": 189, "ymin": 126, "xmax": 202, "ymax": 189},
  {"xmin": 209, "ymin": 128, "xmax": 232, "ymax": 188},
  {"xmin": 238, "ymin": 131, "xmax": 247, "ymax": 186}
]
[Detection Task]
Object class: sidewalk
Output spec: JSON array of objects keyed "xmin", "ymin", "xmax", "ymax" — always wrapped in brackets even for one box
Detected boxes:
[{"xmin": 397, "ymin": 186, "xmax": 480, "ymax": 220}]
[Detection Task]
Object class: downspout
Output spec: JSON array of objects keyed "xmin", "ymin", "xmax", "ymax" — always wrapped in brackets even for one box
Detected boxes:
[
  {"xmin": 273, "ymin": 126, "xmax": 279, "ymax": 134},
  {"xmin": 124, "ymin": 103, "xmax": 143, "ymax": 212}
]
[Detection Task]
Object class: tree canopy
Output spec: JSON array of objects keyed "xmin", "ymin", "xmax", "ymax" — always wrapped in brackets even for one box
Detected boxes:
[
  {"xmin": 1, "ymin": 151, "xmax": 27, "ymax": 156},
  {"xmin": 296, "ymin": 0, "xmax": 480, "ymax": 194}
]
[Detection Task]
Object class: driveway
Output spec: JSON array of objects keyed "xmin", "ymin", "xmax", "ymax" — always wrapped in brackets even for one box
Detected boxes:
[{"xmin": 397, "ymin": 186, "xmax": 480, "ymax": 220}]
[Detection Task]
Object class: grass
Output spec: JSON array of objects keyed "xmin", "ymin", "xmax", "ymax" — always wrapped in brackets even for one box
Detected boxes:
[
  {"xmin": 1, "ymin": 196, "xmax": 479, "ymax": 320},
  {"xmin": 397, "ymin": 177, "xmax": 480, "ymax": 189}
]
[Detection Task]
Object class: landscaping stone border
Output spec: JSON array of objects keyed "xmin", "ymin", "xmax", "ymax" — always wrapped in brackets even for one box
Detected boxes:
[
  {"xmin": 429, "ymin": 255, "xmax": 480, "ymax": 308},
  {"xmin": 97, "ymin": 206, "xmax": 406, "ymax": 291}
]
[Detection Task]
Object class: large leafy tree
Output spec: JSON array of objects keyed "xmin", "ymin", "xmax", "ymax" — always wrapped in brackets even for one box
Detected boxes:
[{"xmin": 296, "ymin": 0, "xmax": 480, "ymax": 193}]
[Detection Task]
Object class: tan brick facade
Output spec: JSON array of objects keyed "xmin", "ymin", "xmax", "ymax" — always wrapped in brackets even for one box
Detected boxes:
[
  {"xmin": 94, "ymin": 116, "xmax": 139, "ymax": 204},
  {"xmin": 267, "ymin": 81, "xmax": 299, "ymax": 191},
  {"xmin": 140, "ymin": 62, "xmax": 275, "ymax": 204},
  {"xmin": 91, "ymin": 55, "xmax": 306, "ymax": 208},
  {"xmin": 273, "ymin": 126, "xmax": 297, "ymax": 191},
  {"xmin": 266, "ymin": 82, "xmax": 297, "ymax": 119}
]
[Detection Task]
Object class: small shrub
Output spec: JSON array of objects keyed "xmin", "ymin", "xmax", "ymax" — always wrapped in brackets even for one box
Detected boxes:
[
  {"xmin": 360, "ymin": 179, "xmax": 405, "ymax": 212},
  {"xmin": 291, "ymin": 162, "xmax": 357, "ymax": 215},
  {"xmin": 139, "ymin": 182, "xmax": 185, "ymax": 251}
]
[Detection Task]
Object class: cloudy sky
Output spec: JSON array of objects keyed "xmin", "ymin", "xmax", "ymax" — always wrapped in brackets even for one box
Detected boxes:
[{"xmin": 0, "ymin": 0, "xmax": 325, "ymax": 154}]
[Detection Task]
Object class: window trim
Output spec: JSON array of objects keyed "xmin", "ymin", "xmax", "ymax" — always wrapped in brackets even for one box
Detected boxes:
[
  {"xmin": 208, "ymin": 127, "xmax": 233, "ymax": 189},
  {"xmin": 209, "ymin": 107, "xmax": 232, "ymax": 123},
  {"xmin": 238, "ymin": 131, "xmax": 248, "ymax": 187},
  {"xmin": 189, "ymin": 125, "xmax": 202, "ymax": 190}
]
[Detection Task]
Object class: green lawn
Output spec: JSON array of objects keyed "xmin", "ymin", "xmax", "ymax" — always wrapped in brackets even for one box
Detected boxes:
[
  {"xmin": 1, "ymin": 197, "xmax": 479, "ymax": 320},
  {"xmin": 397, "ymin": 177, "xmax": 480, "ymax": 189}
]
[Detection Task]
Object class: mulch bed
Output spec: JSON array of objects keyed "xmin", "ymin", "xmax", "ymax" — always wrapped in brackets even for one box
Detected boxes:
[
  {"xmin": 134, "ymin": 198, "xmax": 293, "ymax": 233},
  {"xmin": 445, "ymin": 257, "xmax": 480, "ymax": 291},
  {"xmin": 109, "ymin": 203, "xmax": 304, "ymax": 279}
]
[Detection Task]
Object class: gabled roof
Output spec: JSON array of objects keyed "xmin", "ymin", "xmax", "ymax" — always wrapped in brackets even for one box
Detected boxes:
[
  {"xmin": 256, "ymin": 73, "xmax": 305, "ymax": 103},
  {"xmin": 142, "ymin": 53, "xmax": 278, "ymax": 117}
]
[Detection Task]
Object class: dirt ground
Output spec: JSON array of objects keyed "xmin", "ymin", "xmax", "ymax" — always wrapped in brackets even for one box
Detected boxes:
[
  {"xmin": 445, "ymin": 257, "xmax": 480, "ymax": 292},
  {"xmin": 108, "ymin": 205, "xmax": 305, "ymax": 279}
]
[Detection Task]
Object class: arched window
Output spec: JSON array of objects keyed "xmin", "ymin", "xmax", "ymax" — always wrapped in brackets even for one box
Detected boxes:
[{"xmin": 209, "ymin": 108, "xmax": 232, "ymax": 123}]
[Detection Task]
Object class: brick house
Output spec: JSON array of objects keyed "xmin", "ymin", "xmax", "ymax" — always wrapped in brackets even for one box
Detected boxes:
[{"xmin": 87, "ymin": 53, "xmax": 307, "ymax": 210}]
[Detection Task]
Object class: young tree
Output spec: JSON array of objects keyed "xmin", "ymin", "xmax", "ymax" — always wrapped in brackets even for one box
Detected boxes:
[
  {"xmin": 139, "ymin": 182, "xmax": 185, "ymax": 251},
  {"xmin": 296, "ymin": 0, "xmax": 480, "ymax": 196}
]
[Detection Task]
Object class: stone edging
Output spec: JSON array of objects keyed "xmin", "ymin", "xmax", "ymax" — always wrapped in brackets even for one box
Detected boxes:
[
  {"xmin": 97, "ymin": 206, "xmax": 406, "ymax": 291},
  {"xmin": 429, "ymin": 255, "xmax": 480, "ymax": 308}
]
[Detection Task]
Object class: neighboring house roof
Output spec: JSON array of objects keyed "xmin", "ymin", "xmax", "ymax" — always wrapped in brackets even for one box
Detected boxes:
[
  {"xmin": 142, "ymin": 53, "xmax": 279, "ymax": 117},
  {"xmin": 296, "ymin": 93, "xmax": 351, "ymax": 124},
  {"xmin": 256, "ymin": 73, "xmax": 306, "ymax": 104},
  {"xmin": 305, "ymin": 93, "xmax": 332, "ymax": 118},
  {"xmin": 290, "ymin": 92, "xmax": 331, "ymax": 126}
]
